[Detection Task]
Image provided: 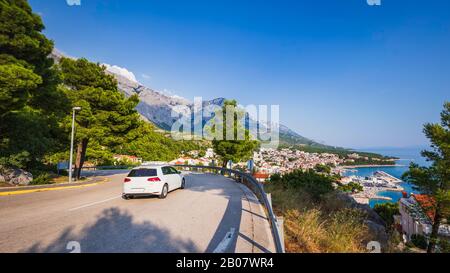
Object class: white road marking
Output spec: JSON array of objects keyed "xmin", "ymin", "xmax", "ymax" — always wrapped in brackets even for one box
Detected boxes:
[
  {"xmin": 68, "ymin": 196, "xmax": 121, "ymax": 211},
  {"xmin": 213, "ymin": 227, "xmax": 236, "ymax": 253}
]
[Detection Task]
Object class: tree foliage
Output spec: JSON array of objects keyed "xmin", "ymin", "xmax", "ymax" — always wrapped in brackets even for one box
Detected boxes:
[
  {"xmin": 210, "ymin": 100, "xmax": 258, "ymax": 167},
  {"xmin": 118, "ymin": 122, "xmax": 204, "ymax": 162},
  {"xmin": 0, "ymin": 0, "xmax": 69, "ymax": 169},
  {"xmin": 373, "ymin": 202, "xmax": 399, "ymax": 228},
  {"xmin": 314, "ymin": 164, "xmax": 332, "ymax": 174},
  {"xmin": 402, "ymin": 102, "xmax": 450, "ymax": 253},
  {"xmin": 338, "ymin": 182, "xmax": 363, "ymax": 193},
  {"xmin": 270, "ymin": 169, "xmax": 336, "ymax": 200},
  {"xmin": 58, "ymin": 57, "xmax": 141, "ymax": 178}
]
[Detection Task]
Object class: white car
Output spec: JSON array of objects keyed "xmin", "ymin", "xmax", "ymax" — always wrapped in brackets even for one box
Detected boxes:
[{"xmin": 122, "ymin": 165, "xmax": 185, "ymax": 199}]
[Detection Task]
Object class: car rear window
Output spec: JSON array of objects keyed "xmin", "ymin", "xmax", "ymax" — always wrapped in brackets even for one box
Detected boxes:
[{"xmin": 127, "ymin": 169, "xmax": 157, "ymax": 177}]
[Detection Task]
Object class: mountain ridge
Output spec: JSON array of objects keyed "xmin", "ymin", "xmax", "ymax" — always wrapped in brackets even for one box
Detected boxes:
[{"xmin": 50, "ymin": 50, "xmax": 328, "ymax": 147}]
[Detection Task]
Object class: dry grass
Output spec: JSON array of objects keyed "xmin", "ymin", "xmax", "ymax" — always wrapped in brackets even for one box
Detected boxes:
[
  {"xmin": 266, "ymin": 184, "xmax": 372, "ymax": 253},
  {"xmin": 283, "ymin": 208, "xmax": 370, "ymax": 253}
]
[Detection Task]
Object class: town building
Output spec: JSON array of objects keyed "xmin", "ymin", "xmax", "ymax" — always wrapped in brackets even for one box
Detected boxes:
[
  {"xmin": 398, "ymin": 194, "xmax": 450, "ymax": 242},
  {"xmin": 253, "ymin": 172, "xmax": 270, "ymax": 183},
  {"xmin": 113, "ymin": 154, "xmax": 142, "ymax": 164}
]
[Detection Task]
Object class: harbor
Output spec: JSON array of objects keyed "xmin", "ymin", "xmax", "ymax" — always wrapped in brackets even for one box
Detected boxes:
[{"xmin": 341, "ymin": 169, "xmax": 405, "ymax": 205}]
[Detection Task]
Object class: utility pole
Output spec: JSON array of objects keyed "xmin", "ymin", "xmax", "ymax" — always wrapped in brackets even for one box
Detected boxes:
[{"xmin": 69, "ymin": 107, "xmax": 81, "ymax": 183}]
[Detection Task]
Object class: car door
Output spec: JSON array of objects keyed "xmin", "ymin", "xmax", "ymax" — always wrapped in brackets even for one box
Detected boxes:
[
  {"xmin": 161, "ymin": 167, "xmax": 174, "ymax": 190},
  {"xmin": 169, "ymin": 167, "xmax": 182, "ymax": 188}
]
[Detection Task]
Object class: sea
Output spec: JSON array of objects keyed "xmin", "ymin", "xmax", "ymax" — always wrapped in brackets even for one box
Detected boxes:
[{"xmin": 342, "ymin": 146, "xmax": 430, "ymax": 208}]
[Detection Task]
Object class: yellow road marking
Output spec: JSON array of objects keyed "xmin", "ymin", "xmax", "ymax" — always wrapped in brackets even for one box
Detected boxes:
[{"xmin": 0, "ymin": 178, "xmax": 109, "ymax": 196}]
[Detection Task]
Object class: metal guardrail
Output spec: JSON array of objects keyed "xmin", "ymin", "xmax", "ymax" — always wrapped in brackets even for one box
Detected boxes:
[
  {"xmin": 172, "ymin": 165, "xmax": 285, "ymax": 253},
  {"xmin": 80, "ymin": 165, "xmax": 135, "ymax": 171}
]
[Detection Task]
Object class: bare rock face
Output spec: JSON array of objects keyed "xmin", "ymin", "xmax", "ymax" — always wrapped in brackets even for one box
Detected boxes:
[
  {"xmin": 0, "ymin": 167, "xmax": 33, "ymax": 186},
  {"xmin": 50, "ymin": 49, "xmax": 320, "ymax": 146}
]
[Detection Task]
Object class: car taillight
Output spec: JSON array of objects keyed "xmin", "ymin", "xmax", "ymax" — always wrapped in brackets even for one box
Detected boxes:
[
  {"xmin": 147, "ymin": 177, "xmax": 161, "ymax": 182},
  {"xmin": 124, "ymin": 178, "xmax": 131, "ymax": 183}
]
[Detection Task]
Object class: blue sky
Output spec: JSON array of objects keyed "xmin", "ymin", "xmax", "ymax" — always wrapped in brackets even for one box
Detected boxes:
[{"xmin": 30, "ymin": 0, "xmax": 450, "ymax": 148}]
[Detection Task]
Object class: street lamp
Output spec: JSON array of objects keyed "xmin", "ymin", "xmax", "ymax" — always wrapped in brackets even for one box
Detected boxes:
[{"xmin": 69, "ymin": 107, "xmax": 82, "ymax": 183}]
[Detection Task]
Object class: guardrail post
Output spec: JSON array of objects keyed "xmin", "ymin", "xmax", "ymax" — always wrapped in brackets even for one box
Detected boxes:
[{"xmin": 276, "ymin": 216, "xmax": 285, "ymax": 253}]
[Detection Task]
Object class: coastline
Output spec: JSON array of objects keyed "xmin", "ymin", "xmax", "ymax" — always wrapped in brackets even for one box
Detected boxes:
[
  {"xmin": 340, "ymin": 164, "xmax": 406, "ymax": 169},
  {"xmin": 341, "ymin": 147, "xmax": 424, "ymax": 207},
  {"xmin": 343, "ymin": 166, "xmax": 406, "ymax": 206},
  {"xmin": 352, "ymin": 186, "xmax": 404, "ymax": 205}
]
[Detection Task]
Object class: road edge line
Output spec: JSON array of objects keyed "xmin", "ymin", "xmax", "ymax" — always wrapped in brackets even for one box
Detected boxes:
[{"xmin": 0, "ymin": 178, "xmax": 109, "ymax": 196}]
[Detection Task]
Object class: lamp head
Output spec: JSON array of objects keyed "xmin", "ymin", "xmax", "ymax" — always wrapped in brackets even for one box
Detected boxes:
[{"xmin": 73, "ymin": 107, "xmax": 82, "ymax": 111}]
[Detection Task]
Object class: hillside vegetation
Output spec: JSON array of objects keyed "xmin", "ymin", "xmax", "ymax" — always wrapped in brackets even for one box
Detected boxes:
[{"xmin": 266, "ymin": 170, "xmax": 377, "ymax": 253}]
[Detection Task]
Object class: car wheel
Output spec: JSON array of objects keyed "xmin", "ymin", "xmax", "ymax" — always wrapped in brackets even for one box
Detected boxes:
[
  {"xmin": 122, "ymin": 194, "xmax": 130, "ymax": 200},
  {"xmin": 159, "ymin": 184, "xmax": 169, "ymax": 199},
  {"xmin": 181, "ymin": 178, "xmax": 186, "ymax": 189}
]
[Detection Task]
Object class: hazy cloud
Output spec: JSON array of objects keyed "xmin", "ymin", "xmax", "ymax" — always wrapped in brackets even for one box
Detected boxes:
[{"xmin": 103, "ymin": 64, "xmax": 138, "ymax": 83}]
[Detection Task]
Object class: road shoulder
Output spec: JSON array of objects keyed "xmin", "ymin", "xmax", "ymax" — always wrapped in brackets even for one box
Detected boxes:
[{"xmin": 235, "ymin": 183, "xmax": 276, "ymax": 253}]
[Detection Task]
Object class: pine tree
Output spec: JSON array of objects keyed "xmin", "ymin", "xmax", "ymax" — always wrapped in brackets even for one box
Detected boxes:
[
  {"xmin": 210, "ymin": 100, "xmax": 258, "ymax": 168},
  {"xmin": 0, "ymin": 0, "xmax": 68, "ymax": 169},
  {"xmin": 402, "ymin": 102, "xmax": 450, "ymax": 253},
  {"xmin": 59, "ymin": 57, "xmax": 141, "ymax": 179}
]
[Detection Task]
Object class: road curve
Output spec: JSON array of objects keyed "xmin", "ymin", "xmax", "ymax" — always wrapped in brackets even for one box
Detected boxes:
[{"xmin": 0, "ymin": 173, "xmax": 275, "ymax": 253}]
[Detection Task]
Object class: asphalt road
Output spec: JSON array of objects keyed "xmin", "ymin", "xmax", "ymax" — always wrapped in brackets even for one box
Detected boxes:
[{"xmin": 0, "ymin": 173, "xmax": 275, "ymax": 253}]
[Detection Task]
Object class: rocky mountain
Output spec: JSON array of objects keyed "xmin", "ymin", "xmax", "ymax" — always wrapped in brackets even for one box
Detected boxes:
[{"xmin": 50, "ymin": 50, "xmax": 324, "ymax": 146}]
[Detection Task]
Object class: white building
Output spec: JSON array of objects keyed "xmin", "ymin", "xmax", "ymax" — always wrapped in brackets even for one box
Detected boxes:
[
  {"xmin": 398, "ymin": 194, "xmax": 450, "ymax": 242},
  {"xmin": 399, "ymin": 195, "xmax": 433, "ymax": 240}
]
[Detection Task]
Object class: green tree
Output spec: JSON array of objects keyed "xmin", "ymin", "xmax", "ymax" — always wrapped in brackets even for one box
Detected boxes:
[
  {"xmin": 314, "ymin": 164, "xmax": 331, "ymax": 174},
  {"xmin": 373, "ymin": 202, "xmax": 399, "ymax": 228},
  {"xmin": 210, "ymin": 100, "xmax": 258, "ymax": 168},
  {"xmin": 0, "ymin": 0, "xmax": 68, "ymax": 169},
  {"xmin": 338, "ymin": 182, "xmax": 363, "ymax": 193},
  {"xmin": 118, "ymin": 121, "xmax": 200, "ymax": 162},
  {"xmin": 271, "ymin": 169, "xmax": 336, "ymax": 200},
  {"xmin": 59, "ymin": 57, "xmax": 141, "ymax": 179},
  {"xmin": 402, "ymin": 102, "xmax": 450, "ymax": 253}
]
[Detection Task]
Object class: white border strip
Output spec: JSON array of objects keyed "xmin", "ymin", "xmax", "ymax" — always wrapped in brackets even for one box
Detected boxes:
[{"xmin": 213, "ymin": 228, "xmax": 236, "ymax": 253}]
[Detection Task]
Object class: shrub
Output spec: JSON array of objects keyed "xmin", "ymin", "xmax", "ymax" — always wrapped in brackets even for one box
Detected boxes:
[
  {"xmin": 338, "ymin": 182, "xmax": 363, "ymax": 193},
  {"xmin": 314, "ymin": 164, "xmax": 331, "ymax": 174},
  {"xmin": 271, "ymin": 169, "xmax": 335, "ymax": 200},
  {"xmin": 373, "ymin": 202, "xmax": 399, "ymax": 228},
  {"xmin": 437, "ymin": 239, "xmax": 450, "ymax": 253},
  {"xmin": 266, "ymin": 174, "xmax": 371, "ymax": 253},
  {"xmin": 411, "ymin": 234, "xmax": 428, "ymax": 250},
  {"xmin": 30, "ymin": 173, "xmax": 53, "ymax": 185}
]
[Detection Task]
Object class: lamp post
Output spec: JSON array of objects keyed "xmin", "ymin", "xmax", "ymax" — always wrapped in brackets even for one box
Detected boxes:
[{"xmin": 69, "ymin": 107, "xmax": 81, "ymax": 183}]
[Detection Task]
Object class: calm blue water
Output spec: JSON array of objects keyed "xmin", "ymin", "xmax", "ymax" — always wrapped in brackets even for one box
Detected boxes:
[{"xmin": 343, "ymin": 146, "xmax": 429, "ymax": 207}]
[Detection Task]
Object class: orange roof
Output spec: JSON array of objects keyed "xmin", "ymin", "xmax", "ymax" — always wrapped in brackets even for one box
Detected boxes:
[
  {"xmin": 253, "ymin": 173, "xmax": 270, "ymax": 179},
  {"xmin": 413, "ymin": 194, "xmax": 436, "ymax": 221}
]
